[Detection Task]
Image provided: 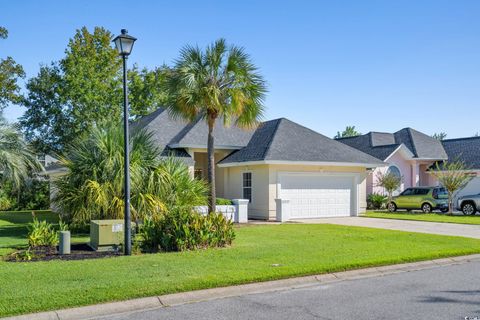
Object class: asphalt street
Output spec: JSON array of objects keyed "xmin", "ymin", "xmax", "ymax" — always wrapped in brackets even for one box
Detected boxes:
[{"xmin": 98, "ymin": 260, "xmax": 480, "ymax": 320}]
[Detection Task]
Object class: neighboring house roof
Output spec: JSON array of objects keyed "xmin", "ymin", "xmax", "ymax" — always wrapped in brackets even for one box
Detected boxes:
[
  {"xmin": 337, "ymin": 128, "xmax": 448, "ymax": 161},
  {"xmin": 439, "ymin": 136, "xmax": 480, "ymax": 170},
  {"xmin": 219, "ymin": 118, "xmax": 384, "ymax": 167}
]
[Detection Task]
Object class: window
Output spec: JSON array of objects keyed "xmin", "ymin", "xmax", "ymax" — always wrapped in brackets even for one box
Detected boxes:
[
  {"xmin": 194, "ymin": 168, "xmax": 203, "ymax": 180},
  {"xmin": 386, "ymin": 165, "xmax": 402, "ymax": 195},
  {"xmin": 37, "ymin": 154, "xmax": 46, "ymax": 167},
  {"xmin": 414, "ymin": 188, "xmax": 429, "ymax": 195},
  {"xmin": 401, "ymin": 188, "xmax": 414, "ymax": 196},
  {"xmin": 242, "ymin": 172, "xmax": 252, "ymax": 202}
]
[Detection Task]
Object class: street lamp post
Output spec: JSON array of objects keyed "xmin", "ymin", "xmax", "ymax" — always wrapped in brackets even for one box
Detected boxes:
[{"xmin": 112, "ymin": 29, "xmax": 136, "ymax": 255}]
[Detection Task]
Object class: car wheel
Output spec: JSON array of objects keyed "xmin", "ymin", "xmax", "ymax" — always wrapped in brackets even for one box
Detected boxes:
[
  {"xmin": 461, "ymin": 202, "xmax": 476, "ymax": 216},
  {"xmin": 387, "ymin": 202, "xmax": 397, "ymax": 212},
  {"xmin": 422, "ymin": 203, "xmax": 432, "ymax": 213}
]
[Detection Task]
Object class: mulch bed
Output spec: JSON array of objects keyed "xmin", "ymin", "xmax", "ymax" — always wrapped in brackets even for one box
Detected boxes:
[{"xmin": 6, "ymin": 244, "xmax": 121, "ymax": 262}]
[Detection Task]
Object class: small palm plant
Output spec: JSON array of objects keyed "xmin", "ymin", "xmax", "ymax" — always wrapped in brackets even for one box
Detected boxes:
[
  {"xmin": 165, "ymin": 39, "xmax": 267, "ymax": 212},
  {"xmin": 53, "ymin": 123, "xmax": 207, "ymax": 227}
]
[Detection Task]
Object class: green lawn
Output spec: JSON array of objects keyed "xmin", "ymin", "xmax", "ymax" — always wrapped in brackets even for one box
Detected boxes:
[
  {"xmin": 364, "ymin": 211, "xmax": 480, "ymax": 225},
  {"xmin": 2, "ymin": 216, "xmax": 480, "ymax": 317},
  {"xmin": 0, "ymin": 210, "xmax": 88, "ymax": 256}
]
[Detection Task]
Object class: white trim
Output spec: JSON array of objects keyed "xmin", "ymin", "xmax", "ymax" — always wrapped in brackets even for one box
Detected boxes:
[
  {"xmin": 169, "ymin": 143, "xmax": 243, "ymax": 150},
  {"xmin": 218, "ymin": 160, "xmax": 383, "ymax": 168},
  {"xmin": 384, "ymin": 144, "xmax": 414, "ymax": 162}
]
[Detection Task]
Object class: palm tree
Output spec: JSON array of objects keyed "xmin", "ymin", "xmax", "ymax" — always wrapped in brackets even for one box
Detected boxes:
[
  {"xmin": 0, "ymin": 115, "xmax": 42, "ymax": 189},
  {"xmin": 53, "ymin": 122, "xmax": 207, "ymax": 226},
  {"xmin": 166, "ymin": 39, "xmax": 267, "ymax": 212}
]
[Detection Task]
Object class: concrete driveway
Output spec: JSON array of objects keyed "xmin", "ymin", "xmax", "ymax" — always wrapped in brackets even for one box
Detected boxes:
[{"xmin": 291, "ymin": 217, "xmax": 480, "ymax": 239}]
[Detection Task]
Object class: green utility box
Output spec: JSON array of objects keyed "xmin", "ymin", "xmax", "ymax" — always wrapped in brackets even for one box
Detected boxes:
[{"xmin": 89, "ymin": 219, "xmax": 125, "ymax": 251}]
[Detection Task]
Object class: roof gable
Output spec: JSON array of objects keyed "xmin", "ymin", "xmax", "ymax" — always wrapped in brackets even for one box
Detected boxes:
[{"xmin": 338, "ymin": 127, "xmax": 448, "ymax": 161}]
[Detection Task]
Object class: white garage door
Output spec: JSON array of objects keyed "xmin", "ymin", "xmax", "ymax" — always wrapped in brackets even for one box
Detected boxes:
[{"xmin": 280, "ymin": 174, "xmax": 354, "ymax": 219}]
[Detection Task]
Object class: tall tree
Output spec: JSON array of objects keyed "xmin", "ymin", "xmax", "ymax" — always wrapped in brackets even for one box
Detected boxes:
[
  {"xmin": 20, "ymin": 26, "xmax": 168, "ymax": 153},
  {"xmin": 166, "ymin": 39, "xmax": 267, "ymax": 213},
  {"xmin": 432, "ymin": 132, "xmax": 447, "ymax": 141},
  {"xmin": 128, "ymin": 64, "xmax": 170, "ymax": 118},
  {"xmin": 334, "ymin": 126, "xmax": 361, "ymax": 139},
  {"xmin": 0, "ymin": 27, "xmax": 25, "ymax": 111}
]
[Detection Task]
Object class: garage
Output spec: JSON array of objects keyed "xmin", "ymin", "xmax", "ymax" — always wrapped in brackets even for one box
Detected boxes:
[{"xmin": 279, "ymin": 173, "xmax": 356, "ymax": 219}]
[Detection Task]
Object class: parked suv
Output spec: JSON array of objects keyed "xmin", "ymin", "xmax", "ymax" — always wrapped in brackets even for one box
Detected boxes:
[
  {"xmin": 387, "ymin": 187, "xmax": 449, "ymax": 213},
  {"xmin": 456, "ymin": 194, "xmax": 480, "ymax": 215}
]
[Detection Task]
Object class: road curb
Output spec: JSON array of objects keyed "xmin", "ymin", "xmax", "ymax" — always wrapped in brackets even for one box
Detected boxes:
[{"xmin": 4, "ymin": 253, "xmax": 480, "ymax": 320}]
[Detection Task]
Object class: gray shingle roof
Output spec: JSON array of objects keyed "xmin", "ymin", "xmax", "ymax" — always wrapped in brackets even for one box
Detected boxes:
[
  {"xmin": 337, "ymin": 128, "xmax": 448, "ymax": 161},
  {"xmin": 170, "ymin": 116, "xmax": 254, "ymax": 148},
  {"xmin": 440, "ymin": 136, "xmax": 480, "ymax": 170},
  {"xmin": 131, "ymin": 108, "xmax": 195, "ymax": 165},
  {"xmin": 219, "ymin": 118, "xmax": 384, "ymax": 166}
]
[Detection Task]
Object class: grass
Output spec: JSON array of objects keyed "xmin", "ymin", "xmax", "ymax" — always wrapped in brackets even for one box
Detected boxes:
[
  {"xmin": 1, "ymin": 214, "xmax": 480, "ymax": 317},
  {"xmin": 364, "ymin": 211, "xmax": 480, "ymax": 225},
  {"xmin": 0, "ymin": 210, "xmax": 88, "ymax": 256}
]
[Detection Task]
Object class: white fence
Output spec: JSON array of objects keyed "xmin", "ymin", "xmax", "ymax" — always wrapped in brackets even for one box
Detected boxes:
[{"xmin": 194, "ymin": 199, "xmax": 249, "ymax": 223}]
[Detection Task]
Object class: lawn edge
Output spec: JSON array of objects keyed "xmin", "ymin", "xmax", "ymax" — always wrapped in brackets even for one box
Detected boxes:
[
  {"xmin": 4, "ymin": 253, "xmax": 480, "ymax": 320},
  {"xmin": 362, "ymin": 212, "xmax": 480, "ymax": 226}
]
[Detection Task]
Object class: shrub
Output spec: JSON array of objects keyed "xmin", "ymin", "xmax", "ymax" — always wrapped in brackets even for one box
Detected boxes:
[
  {"xmin": 53, "ymin": 123, "xmax": 207, "ymax": 226},
  {"xmin": 27, "ymin": 218, "xmax": 59, "ymax": 248},
  {"xmin": 216, "ymin": 197, "xmax": 232, "ymax": 205},
  {"xmin": 139, "ymin": 208, "xmax": 235, "ymax": 252},
  {"xmin": 367, "ymin": 193, "xmax": 388, "ymax": 210}
]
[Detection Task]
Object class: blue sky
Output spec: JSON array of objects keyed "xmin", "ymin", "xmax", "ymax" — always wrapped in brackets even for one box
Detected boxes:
[{"xmin": 1, "ymin": 0, "xmax": 479, "ymax": 138}]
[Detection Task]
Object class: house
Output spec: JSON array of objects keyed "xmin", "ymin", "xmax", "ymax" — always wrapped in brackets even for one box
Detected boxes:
[
  {"xmin": 337, "ymin": 129, "xmax": 480, "ymax": 200},
  {"xmin": 130, "ymin": 108, "xmax": 384, "ymax": 220}
]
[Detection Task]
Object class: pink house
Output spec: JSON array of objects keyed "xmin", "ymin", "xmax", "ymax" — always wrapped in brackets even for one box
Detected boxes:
[{"xmin": 338, "ymin": 128, "xmax": 480, "ymax": 199}]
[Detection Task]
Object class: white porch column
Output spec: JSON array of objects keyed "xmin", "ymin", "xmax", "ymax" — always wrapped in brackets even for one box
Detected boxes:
[
  {"xmin": 412, "ymin": 162, "xmax": 420, "ymax": 186},
  {"xmin": 275, "ymin": 199, "xmax": 290, "ymax": 222},
  {"xmin": 232, "ymin": 199, "xmax": 249, "ymax": 223}
]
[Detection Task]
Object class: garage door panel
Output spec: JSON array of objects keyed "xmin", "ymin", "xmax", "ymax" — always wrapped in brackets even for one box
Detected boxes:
[{"xmin": 280, "ymin": 174, "xmax": 353, "ymax": 219}]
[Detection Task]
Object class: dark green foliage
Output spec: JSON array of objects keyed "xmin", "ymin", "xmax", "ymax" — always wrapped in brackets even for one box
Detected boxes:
[
  {"xmin": 0, "ymin": 179, "xmax": 49, "ymax": 211},
  {"xmin": 140, "ymin": 208, "xmax": 235, "ymax": 252},
  {"xmin": 367, "ymin": 193, "xmax": 388, "ymax": 210},
  {"xmin": 20, "ymin": 27, "xmax": 169, "ymax": 153},
  {"xmin": 0, "ymin": 27, "xmax": 25, "ymax": 110},
  {"xmin": 216, "ymin": 197, "xmax": 233, "ymax": 205}
]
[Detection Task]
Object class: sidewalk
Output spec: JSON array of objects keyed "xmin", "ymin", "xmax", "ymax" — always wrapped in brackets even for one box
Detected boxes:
[
  {"xmin": 5, "ymin": 253, "xmax": 480, "ymax": 320},
  {"xmin": 292, "ymin": 216, "xmax": 480, "ymax": 239}
]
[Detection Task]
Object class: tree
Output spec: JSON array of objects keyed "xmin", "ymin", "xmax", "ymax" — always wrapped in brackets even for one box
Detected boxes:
[
  {"xmin": 376, "ymin": 170, "xmax": 402, "ymax": 205},
  {"xmin": 53, "ymin": 123, "xmax": 207, "ymax": 227},
  {"xmin": 165, "ymin": 39, "xmax": 267, "ymax": 213},
  {"xmin": 430, "ymin": 160, "xmax": 473, "ymax": 214},
  {"xmin": 334, "ymin": 126, "xmax": 361, "ymax": 139},
  {"xmin": 0, "ymin": 115, "xmax": 42, "ymax": 189},
  {"xmin": 0, "ymin": 27, "xmax": 25, "ymax": 110},
  {"xmin": 20, "ymin": 26, "xmax": 168, "ymax": 153},
  {"xmin": 128, "ymin": 64, "xmax": 170, "ymax": 118},
  {"xmin": 432, "ymin": 132, "xmax": 447, "ymax": 141}
]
